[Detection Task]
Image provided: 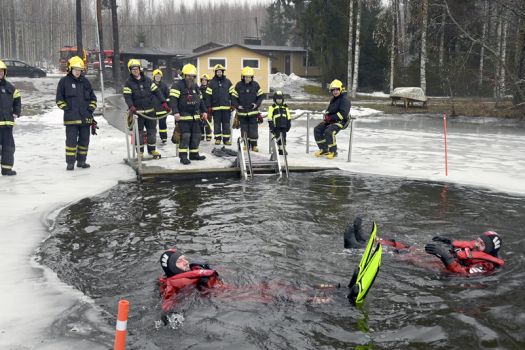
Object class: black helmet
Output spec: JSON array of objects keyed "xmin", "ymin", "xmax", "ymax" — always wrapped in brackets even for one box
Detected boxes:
[
  {"xmin": 479, "ymin": 231, "xmax": 502, "ymax": 256},
  {"xmin": 273, "ymin": 90, "xmax": 284, "ymax": 103},
  {"xmin": 160, "ymin": 248, "xmax": 185, "ymax": 277}
]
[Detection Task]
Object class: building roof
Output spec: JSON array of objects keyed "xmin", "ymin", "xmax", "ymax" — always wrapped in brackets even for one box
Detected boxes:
[
  {"xmin": 121, "ymin": 47, "xmax": 192, "ymax": 58},
  {"xmin": 244, "ymin": 45, "xmax": 306, "ymax": 53},
  {"xmin": 186, "ymin": 44, "xmax": 270, "ymax": 59}
]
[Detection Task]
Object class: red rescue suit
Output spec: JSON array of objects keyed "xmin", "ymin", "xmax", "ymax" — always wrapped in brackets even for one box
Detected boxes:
[{"xmin": 159, "ymin": 264, "xmax": 221, "ymax": 312}]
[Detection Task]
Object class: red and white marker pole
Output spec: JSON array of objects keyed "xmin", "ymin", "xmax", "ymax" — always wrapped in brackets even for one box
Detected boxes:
[
  {"xmin": 443, "ymin": 113, "xmax": 448, "ymax": 176},
  {"xmin": 114, "ymin": 299, "xmax": 129, "ymax": 350}
]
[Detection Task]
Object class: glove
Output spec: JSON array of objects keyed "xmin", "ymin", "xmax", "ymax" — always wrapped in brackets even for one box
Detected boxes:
[
  {"xmin": 91, "ymin": 120, "xmax": 99, "ymax": 135},
  {"xmin": 230, "ymin": 106, "xmax": 235, "ymax": 111},
  {"xmin": 162, "ymin": 102, "xmax": 171, "ymax": 112},
  {"xmin": 201, "ymin": 113, "xmax": 208, "ymax": 121},
  {"xmin": 129, "ymin": 106, "xmax": 137, "ymax": 114},
  {"xmin": 207, "ymin": 107, "xmax": 213, "ymax": 115},
  {"xmin": 323, "ymin": 114, "xmax": 332, "ymax": 123},
  {"xmin": 432, "ymin": 236, "xmax": 453, "ymax": 245},
  {"xmin": 425, "ymin": 243, "xmax": 454, "ymax": 266},
  {"xmin": 257, "ymin": 114, "xmax": 264, "ymax": 124}
]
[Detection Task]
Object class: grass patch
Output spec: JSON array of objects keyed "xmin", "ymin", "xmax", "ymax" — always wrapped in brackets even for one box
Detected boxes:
[{"xmin": 303, "ymin": 85, "xmax": 327, "ymax": 97}]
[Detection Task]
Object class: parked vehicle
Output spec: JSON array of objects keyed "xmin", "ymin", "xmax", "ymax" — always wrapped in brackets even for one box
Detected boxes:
[{"xmin": 2, "ymin": 59, "xmax": 47, "ymax": 78}]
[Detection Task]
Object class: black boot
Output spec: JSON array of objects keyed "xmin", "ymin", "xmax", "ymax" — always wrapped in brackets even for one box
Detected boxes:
[
  {"xmin": 189, "ymin": 153, "xmax": 206, "ymax": 161},
  {"xmin": 66, "ymin": 163, "xmax": 75, "ymax": 171},
  {"xmin": 77, "ymin": 162, "xmax": 91, "ymax": 168},
  {"xmin": 1, "ymin": 169, "xmax": 16, "ymax": 176},
  {"xmin": 180, "ymin": 157, "xmax": 191, "ymax": 165}
]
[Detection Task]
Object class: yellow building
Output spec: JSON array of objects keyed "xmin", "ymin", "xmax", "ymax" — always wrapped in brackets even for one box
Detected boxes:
[{"xmin": 189, "ymin": 44, "xmax": 271, "ymax": 93}]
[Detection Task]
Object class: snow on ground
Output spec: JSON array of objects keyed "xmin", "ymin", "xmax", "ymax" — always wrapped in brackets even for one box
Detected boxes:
[
  {"xmin": 0, "ymin": 109, "xmax": 134, "ymax": 349},
  {"xmin": 1, "ymin": 81, "xmax": 525, "ymax": 348}
]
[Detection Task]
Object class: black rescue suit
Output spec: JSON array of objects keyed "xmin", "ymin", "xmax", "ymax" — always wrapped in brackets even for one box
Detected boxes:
[
  {"xmin": 267, "ymin": 102, "xmax": 291, "ymax": 153},
  {"xmin": 199, "ymin": 83, "xmax": 212, "ymax": 141},
  {"xmin": 232, "ymin": 80, "xmax": 264, "ymax": 149},
  {"xmin": 206, "ymin": 75, "xmax": 234, "ymax": 144},
  {"xmin": 0, "ymin": 78, "xmax": 21, "ymax": 174},
  {"xmin": 56, "ymin": 73, "xmax": 97, "ymax": 165},
  {"xmin": 314, "ymin": 91, "xmax": 351, "ymax": 154},
  {"xmin": 123, "ymin": 72, "xmax": 165, "ymax": 154},
  {"xmin": 152, "ymin": 79, "xmax": 170, "ymax": 142},
  {"xmin": 169, "ymin": 79, "xmax": 207, "ymax": 159}
]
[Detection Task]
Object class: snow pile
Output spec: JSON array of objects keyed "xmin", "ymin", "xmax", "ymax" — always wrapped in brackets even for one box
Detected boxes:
[{"xmin": 269, "ymin": 73, "xmax": 321, "ymax": 100}]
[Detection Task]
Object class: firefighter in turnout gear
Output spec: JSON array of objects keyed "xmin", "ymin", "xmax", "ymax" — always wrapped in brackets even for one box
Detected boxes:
[
  {"xmin": 206, "ymin": 64, "xmax": 234, "ymax": 145},
  {"xmin": 199, "ymin": 74, "xmax": 212, "ymax": 141},
  {"xmin": 267, "ymin": 91, "xmax": 291, "ymax": 155},
  {"xmin": 169, "ymin": 63, "xmax": 208, "ymax": 165},
  {"xmin": 0, "ymin": 60, "xmax": 21, "ymax": 176},
  {"xmin": 231, "ymin": 66, "xmax": 264, "ymax": 151},
  {"xmin": 152, "ymin": 69, "xmax": 171, "ymax": 143},
  {"xmin": 314, "ymin": 79, "xmax": 351, "ymax": 159},
  {"xmin": 123, "ymin": 59, "xmax": 168, "ymax": 159},
  {"xmin": 56, "ymin": 56, "xmax": 97, "ymax": 170}
]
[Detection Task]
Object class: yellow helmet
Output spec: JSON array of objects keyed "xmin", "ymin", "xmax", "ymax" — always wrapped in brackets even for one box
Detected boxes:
[
  {"xmin": 329, "ymin": 79, "xmax": 344, "ymax": 91},
  {"xmin": 67, "ymin": 56, "xmax": 85, "ymax": 71},
  {"xmin": 0, "ymin": 60, "xmax": 7, "ymax": 76},
  {"xmin": 127, "ymin": 59, "xmax": 141, "ymax": 72},
  {"xmin": 201, "ymin": 74, "xmax": 210, "ymax": 80},
  {"xmin": 241, "ymin": 66, "xmax": 254, "ymax": 77},
  {"xmin": 181, "ymin": 63, "xmax": 197, "ymax": 76},
  {"xmin": 152, "ymin": 69, "xmax": 163, "ymax": 77},
  {"xmin": 213, "ymin": 64, "xmax": 226, "ymax": 72}
]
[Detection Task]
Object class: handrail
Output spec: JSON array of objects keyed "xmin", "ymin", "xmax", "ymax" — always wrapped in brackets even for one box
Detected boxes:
[
  {"xmin": 280, "ymin": 132, "xmax": 289, "ymax": 178},
  {"xmin": 270, "ymin": 135, "xmax": 283, "ymax": 178}
]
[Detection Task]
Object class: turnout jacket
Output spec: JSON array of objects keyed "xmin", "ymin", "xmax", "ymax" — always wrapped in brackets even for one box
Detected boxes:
[
  {"xmin": 159, "ymin": 263, "xmax": 221, "ymax": 312},
  {"xmin": 267, "ymin": 103, "xmax": 291, "ymax": 131},
  {"xmin": 231, "ymin": 80, "xmax": 264, "ymax": 116},
  {"xmin": 56, "ymin": 73, "xmax": 97, "ymax": 125},
  {"xmin": 325, "ymin": 91, "xmax": 351, "ymax": 128},
  {"xmin": 169, "ymin": 79, "xmax": 206, "ymax": 119},
  {"xmin": 0, "ymin": 79, "xmax": 21, "ymax": 127},
  {"xmin": 123, "ymin": 72, "xmax": 165, "ymax": 113},
  {"xmin": 206, "ymin": 75, "xmax": 234, "ymax": 111},
  {"xmin": 152, "ymin": 80, "xmax": 170, "ymax": 117}
]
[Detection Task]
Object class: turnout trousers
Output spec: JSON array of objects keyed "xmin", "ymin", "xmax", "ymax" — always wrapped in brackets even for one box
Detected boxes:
[
  {"xmin": 65, "ymin": 124, "xmax": 90, "ymax": 165},
  {"xmin": 178, "ymin": 119, "xmax": 202, "ymax": 159},
  {"xmin": 158, "ymin": 115, "xmax": 168, "ymax": 142},
  {"xmin": 314, "ymin": 122, "xmax": 342, "ymax": 153},
  {"xmin": 137, "ymin": 113, "xmax": 157, "ymax": 154},
  {"xmin": 0, "ymin": 127, "xmax": 15, "ymax": 171},
  {"xmin": 239, "ymin": 116, "xmax": 258, "ymax": 148},
  {"xmin": 213, "ymin": 110, "xmax": 231, "ymax": 143}
]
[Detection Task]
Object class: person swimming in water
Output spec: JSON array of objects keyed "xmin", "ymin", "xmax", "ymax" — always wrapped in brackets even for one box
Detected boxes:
[{"xmin": 344, "ymin": 217, "xmax": 504, "ymax": 276}]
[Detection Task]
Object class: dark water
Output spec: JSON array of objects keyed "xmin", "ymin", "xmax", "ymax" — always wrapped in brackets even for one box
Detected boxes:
[{"xmin": 38, "ymin": 172, "xmax": 525, "ymax": 350}]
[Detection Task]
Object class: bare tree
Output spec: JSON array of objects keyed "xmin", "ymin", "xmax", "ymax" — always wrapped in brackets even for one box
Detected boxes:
[
  {"xmin": 420, "ymin": 0, "xmax": 428, "ymax": 94},
  {"xmin": 390, "ymin": 0, "xmax": 397, "ymax": 93},
  {"xmin": 479, "ymin": 0, "xmax": 488, "ymax": 89},
  {"xmin": 351, "ymin": 0, "xmax": 362, "ymax": 98},
  {"xmin": 347, "ymin": 0, "xmax": 354, "ymax": 88},
  {"xmin": 110, "ymin": 0, "xmax": 121, "ymax": 90}
]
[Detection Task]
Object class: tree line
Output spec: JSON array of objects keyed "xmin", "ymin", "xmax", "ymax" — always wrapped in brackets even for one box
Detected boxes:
[
  {"xmin": 0, "ymin": 0, "xmax": 266, "ymax": 68},
  {"xmin": 263, "ymin": 0, "xmax": 525, "ymax": 104}
]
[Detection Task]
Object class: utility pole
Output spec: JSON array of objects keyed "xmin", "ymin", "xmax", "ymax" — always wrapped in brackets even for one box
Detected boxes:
[
  {"xmin": 96, "ymin": 0, "xmax": 105, "ymax": 77},
  {"xmin": 76, "ymin": 0, "xmax": 83, "ymax": 57},
  {"xmin": 110, "ymin": 0, "xmax": 121, "ymax": 90}
]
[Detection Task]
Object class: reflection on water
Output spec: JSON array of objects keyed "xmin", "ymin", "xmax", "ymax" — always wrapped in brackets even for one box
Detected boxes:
[{"xmin": 38, "ymin": 171, "xmax": 525, "ymax": 349}]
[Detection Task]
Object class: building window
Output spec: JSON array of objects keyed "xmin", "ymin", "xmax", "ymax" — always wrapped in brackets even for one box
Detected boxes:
[
  {"xmin": 242, "ymin": 58, "xmax": 260, "ymax": 69},
  {"xmin": 208, "ymin": 58, "xmax": 226, "ymax": 69}
]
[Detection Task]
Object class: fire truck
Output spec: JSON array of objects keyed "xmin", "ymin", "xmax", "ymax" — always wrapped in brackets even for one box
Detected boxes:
[{"xmin": 59, "ymin": 46, "xmax": 88, "ymax": 73}]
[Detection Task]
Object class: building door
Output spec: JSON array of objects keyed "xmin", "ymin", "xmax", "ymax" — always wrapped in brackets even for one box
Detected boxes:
[{"xmin": 284, "ymin": 55, "xmax": 291, "ymax": 75}]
